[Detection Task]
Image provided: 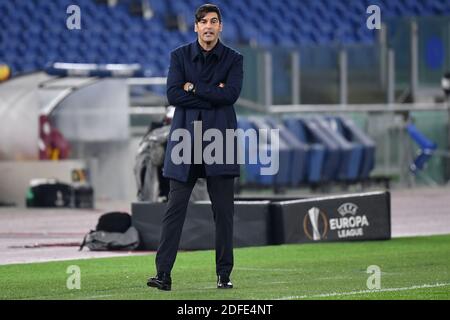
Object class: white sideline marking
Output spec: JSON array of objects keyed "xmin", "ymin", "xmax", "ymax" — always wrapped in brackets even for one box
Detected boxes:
[
  {"xmin": 277, "ymin": 282, "xmax": 450, "ymax": 300},
  {"xmin": 84, "ymin": 294, "xmax": 114, "ymax": 299},
  {"xmin": 235, "ymin": 267, "xmax": 301, "ymax": 272}
]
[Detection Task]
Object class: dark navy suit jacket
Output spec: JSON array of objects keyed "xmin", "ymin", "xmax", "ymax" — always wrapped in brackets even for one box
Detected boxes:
[{"xmin": 163, "ymin": 39, "xmax": 243, "ymax": 182}]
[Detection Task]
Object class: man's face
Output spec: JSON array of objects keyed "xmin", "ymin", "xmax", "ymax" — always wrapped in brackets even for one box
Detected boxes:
[{"xmin": 194, "ymin": 12, "xmax": 222, "ymax": 44}]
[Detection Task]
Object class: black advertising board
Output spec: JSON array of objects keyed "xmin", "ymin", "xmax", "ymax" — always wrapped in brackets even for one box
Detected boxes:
[
  {"xmin": 271, "ymin": 191, "xmax": 391, "ymax": 244},
  {"xmin": 131, "ymin": 191, "xmax": 391, "ymax": 250},
  {"xmin": 132, "ymin": 200, "xmax": 270, "ymax": 250}
]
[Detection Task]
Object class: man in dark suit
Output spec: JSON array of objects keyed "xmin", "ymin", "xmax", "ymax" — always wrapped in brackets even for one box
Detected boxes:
[{"xmin": 147, "ymin": 4, "xmax": 243, "ymax": 291}]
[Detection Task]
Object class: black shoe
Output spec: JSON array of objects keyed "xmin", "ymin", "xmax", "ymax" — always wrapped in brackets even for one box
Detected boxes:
[
  {"xmin": 147, "ymin": 272, "xmax": 172, "ymax": 291},
  {"xmin": 217, "ymin": 275, "xmax": 233, "ymax": 289}
]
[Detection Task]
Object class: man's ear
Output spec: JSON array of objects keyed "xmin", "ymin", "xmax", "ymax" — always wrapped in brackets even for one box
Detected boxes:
[
  {"xmin": 219, "ymin": 22, "xmax": 223, "ymax": 33},
  {"xmin": 194, "ymin": 22, "xmax": 198, "ymax": 33}
]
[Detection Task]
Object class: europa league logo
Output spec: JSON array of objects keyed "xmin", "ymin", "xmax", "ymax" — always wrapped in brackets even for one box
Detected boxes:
[{"xmin": 303, "ymin": 207, "xmax": 329, "ymax": 241}]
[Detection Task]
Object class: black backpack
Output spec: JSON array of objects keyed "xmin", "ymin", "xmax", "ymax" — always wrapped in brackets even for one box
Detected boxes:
[
  {"xmin": 79, "ymin": 212, "xmax": 140, "ymax": 251},
  {"xmin": 96, "ymin": 212, "xmax": 132, "ymax": 233}
]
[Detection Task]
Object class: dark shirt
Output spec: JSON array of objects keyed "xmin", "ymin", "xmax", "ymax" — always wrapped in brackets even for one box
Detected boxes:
[
  {"xmin": 190, "ymin": 45, "xmax": 209, "ymax": 180},
  {"xmin": 201, "ymin": 50, "xmax": 209, "ymax": 60},
  {"xmin": 198, "ymin": 40, "xmax": 215, "ymax": 61}
]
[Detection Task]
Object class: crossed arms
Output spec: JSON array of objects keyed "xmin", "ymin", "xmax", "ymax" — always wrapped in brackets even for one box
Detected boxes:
[{"xmin": 166, "ymin": 51, "xmax": 243, "ymax": 109}]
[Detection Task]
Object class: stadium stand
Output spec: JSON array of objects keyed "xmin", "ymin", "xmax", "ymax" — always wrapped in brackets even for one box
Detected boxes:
[
  {"xmin": 1, "ymin": 0, "xmax": 450, "ymax": 76},
  {"xmin": 2, "ymin": 0, "xmax": 449, "ymax": 192}
]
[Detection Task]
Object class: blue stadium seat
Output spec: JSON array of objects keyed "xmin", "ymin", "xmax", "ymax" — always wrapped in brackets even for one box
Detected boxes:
[
  {"xmin": 237, "ymin": 118, "xmax": 267, "ymax": 185},
  {"xmin": 265, "ymin": 118, "xmax": 309, "ymax": 186},
  {"xmin": 406, "ymin": 122, "xmax": 437, "ymax": 173},
  {"xmin": 250, "ymin": 118, "xmax": 291, "ymax": 186},
  {"xmin": 330, "ymin": 117, "xmax": 376, "ymax": 180},
  {"xmin": 149, "ymin": 0, "xmax": 168, "ymax": 15},
  {"xmin": 221, "ymin": 22, "xmax": 240, "ymax": 45},
  {"xmin": 315, "ymin": 116, "xmax": 364, "ymax": 181},
  {"xmin": 283, "ymin": 117, "xmax": 325, "ymax": 184}
]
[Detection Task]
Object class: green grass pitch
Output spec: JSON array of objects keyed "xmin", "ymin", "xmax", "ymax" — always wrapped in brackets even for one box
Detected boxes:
[{"xmin": 1, "ymin": 235, "xmax": 449, "ymax": 300}]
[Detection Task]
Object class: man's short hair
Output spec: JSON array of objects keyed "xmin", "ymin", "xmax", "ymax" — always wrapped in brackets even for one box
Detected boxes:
[{"xmin": 195, "ymin": 4, "xmax": 222, "ymax": 23}]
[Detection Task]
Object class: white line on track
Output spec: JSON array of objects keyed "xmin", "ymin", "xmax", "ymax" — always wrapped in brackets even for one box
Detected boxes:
[{"xmin": 277, "ymin": 282, "xmax": 450, "ymax": 300}]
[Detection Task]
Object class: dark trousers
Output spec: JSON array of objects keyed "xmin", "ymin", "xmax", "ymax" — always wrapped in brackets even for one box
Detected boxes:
[{"xmin": 155, "ymin": 165, "xmax": 235, "ymax": 277}]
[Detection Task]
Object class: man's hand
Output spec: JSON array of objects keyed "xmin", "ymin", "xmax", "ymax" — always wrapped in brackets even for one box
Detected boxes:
[
  {"xmin": 184, "ymin": 82, "xmax": 224, "ymax": 92},
  {"xmin": 183, "ymin": 82, "xmax": 193, "ymax": 92}
]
